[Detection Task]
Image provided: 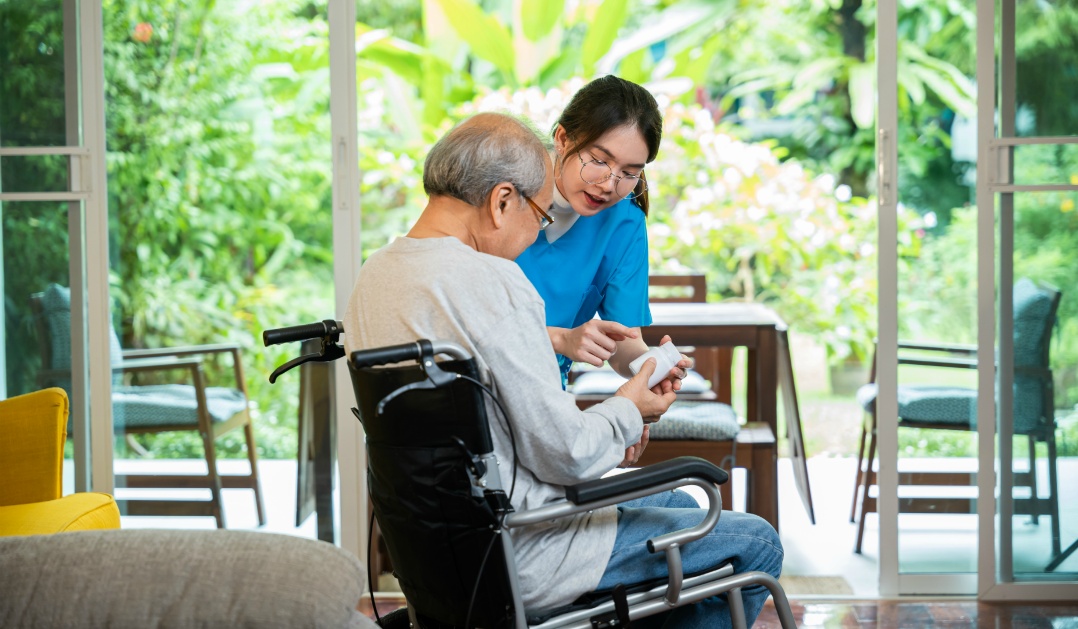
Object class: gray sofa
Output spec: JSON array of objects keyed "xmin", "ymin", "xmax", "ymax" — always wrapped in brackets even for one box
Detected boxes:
[{"xmin": 0, "ymin": 529, "xmax": 381, "ymax": 628}]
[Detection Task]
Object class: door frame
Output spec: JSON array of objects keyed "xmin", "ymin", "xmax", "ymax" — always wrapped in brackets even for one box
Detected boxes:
[
  {"xmin": 0, "ymin": 0, "xmax": 112, "ymax": 495},
  {"xmin": 877, "ymin": 0, "xmax": 1078, "ymax": 599},
  {"xmin": 328, "ymin": 0, "xmax": 366, "ymax": 559},
  {"xmin": 975, "ymin": 0, "xmax": 1078, "ymax": 600}
]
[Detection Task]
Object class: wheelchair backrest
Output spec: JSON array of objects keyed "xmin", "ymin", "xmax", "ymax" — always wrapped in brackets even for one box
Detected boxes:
[{"xmin": 348, "ymin": 357, "xmax": 517, "ymax": 628}]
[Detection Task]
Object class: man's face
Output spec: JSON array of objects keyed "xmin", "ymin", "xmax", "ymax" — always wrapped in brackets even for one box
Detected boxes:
[{"xmin": 506, "ymin": 157, "xmax": 555, "ymax": 260}]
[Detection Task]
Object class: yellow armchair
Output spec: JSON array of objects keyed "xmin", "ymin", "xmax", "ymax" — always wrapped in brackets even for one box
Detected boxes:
[{"xmin": 0, "ymin": 388, "xmax": 120, "ymax": 535}]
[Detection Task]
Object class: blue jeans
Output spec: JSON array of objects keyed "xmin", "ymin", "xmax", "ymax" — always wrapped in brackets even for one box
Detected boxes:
[{"xmin": 597, "ymin": 490, "xmax": 783, "ymax": 629}]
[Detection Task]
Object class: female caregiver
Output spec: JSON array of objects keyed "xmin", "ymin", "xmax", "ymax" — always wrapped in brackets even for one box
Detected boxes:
[{"xmin": 516, "ymin": 75, "xmax": 688, "ymax": 388}]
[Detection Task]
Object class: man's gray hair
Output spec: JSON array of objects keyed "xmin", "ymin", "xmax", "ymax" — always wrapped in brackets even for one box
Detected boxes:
[{"xmin": 423, "ymin": 112, "xmax": 548, "ymax": 206}]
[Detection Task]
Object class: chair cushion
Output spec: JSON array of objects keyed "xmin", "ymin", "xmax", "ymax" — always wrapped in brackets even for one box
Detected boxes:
[
  {"xmin": 112, "ymin": 384, "xmax": 248, "ymax": 429},
  {"xmin": 0, "ymin": 493, "xmax": 120, "ymax": 536},
  {"xmin": 858, "ymin": 380, "xmax": 1047, "ymax": 435},
  {"xmin": 650, "ymin": 401, "xmax": 740, "ymax": 441},
  {"xmin": 571, "ymin": 368, "xmax": 711, "ymax": 395},
  {"xmin": 0, "ymin": 388, "xmax": 67, "ymax": 506},
  {"xmin": 857, "ymin": 383, "xmax": 976, "ymax": 427}
]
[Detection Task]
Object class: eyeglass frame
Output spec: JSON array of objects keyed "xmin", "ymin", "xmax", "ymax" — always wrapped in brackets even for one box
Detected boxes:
[
  {"xmin": 576, "ymin": 151, "xmax": 647, "ymax": 199},
  {"xmin": 523, "ymin": 194, "xmax": 554, "ymax": 229}
]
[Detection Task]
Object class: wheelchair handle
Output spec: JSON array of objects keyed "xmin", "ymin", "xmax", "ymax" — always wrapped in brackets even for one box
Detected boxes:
[
  {"xmin": 349, "ymin": 340, "xmax": 470, "ymax": 369},
  {"xmin": 263, "ymin": 319, "xmax": 343, "ymax": 346}
]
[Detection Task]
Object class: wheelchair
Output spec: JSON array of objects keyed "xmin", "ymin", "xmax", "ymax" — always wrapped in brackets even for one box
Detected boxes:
[{"xmin": 265, "ymin": 320, "xmax": 797, "ymax": 629}]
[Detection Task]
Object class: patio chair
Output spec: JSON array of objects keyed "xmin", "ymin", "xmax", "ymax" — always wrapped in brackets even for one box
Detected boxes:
[
  {"xmin": 571, "ymin": 274, "xmax": 777, "ymax": 518},
  {"xmin": 31, "ymin": 283, "xmax": 265, "ymax": 528},
  {"xmin": 850, "ymin": 278, "xmax": 1062, "ymax": 558}
]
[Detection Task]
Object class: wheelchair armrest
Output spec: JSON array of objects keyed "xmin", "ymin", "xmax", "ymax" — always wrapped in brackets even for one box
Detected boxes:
[
  {"xmin": 506, "ymin": 457, "xmax": 726, "ymax": 556},
  {"xmin": 565, "ymin": 456, "xmax": 728, "ymax": 505}
]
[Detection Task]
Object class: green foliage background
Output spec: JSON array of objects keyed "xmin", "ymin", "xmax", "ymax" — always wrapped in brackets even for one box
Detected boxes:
[{"xmin": 4, "ymin": 0, "xmax": 1077, "ymax": 461}]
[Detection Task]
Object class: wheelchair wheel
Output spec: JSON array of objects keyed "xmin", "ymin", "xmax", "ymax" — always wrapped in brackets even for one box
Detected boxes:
[{"xmin": 376, "ymin": 607, "xmax": 412, "ymax": 629}]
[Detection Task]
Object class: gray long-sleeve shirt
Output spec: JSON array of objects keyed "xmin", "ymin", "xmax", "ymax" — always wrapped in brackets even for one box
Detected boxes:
[{"xmin": 344, "ymin": 236, "xmax": 644, "ymax": 611}]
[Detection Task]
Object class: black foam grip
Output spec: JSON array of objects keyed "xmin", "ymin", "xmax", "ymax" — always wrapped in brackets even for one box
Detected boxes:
[
  {"xmin": 349, "ymin": 342, "xmax": 423, "ymax": 369},
  {"xmin": 565, "ymin": 456, "xmax": 729, "ymax": 505},
  {"xmin": 262, "ymin": 320, "xmax": 336, "ymax": 346}
]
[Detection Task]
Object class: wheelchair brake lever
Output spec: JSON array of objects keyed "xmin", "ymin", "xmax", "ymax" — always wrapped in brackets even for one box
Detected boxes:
[
  {"xmin": 268, "ymin": 341, "xmax": 345, "ymax": 384},
  {"xmin": 269, "ymin": 352, "xmax": 319, "ymax": 384}
]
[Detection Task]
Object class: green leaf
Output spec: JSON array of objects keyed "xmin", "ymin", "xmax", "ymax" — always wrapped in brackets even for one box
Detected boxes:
[
  {"xmin": 596, "ymin": 0, "xmax": 732, "ymax": 74},
  {"xmin": 581, "ymin": 0, "xmax": 629, "ymax": 76},
  {"xmin": 897, "ymin": 59, "xmax": 926, "ymax": 107},
  {"xmin": 521, "ymin": 0, "xmax": 563, "ymax": 42},
  {"xmin": 669, "ymin": 36, "xmax": 724, "ymax": 86},
  {"xmin": 848, "ymin": 61, "xmax": 875, "ymax": 129},
  {"xmin": 434, "ymin": 0, "xmax": 515, "ymax": 80},
  {"xmin": 537, "ymin": 48, "xmax": 582, "ymax": 90},
  {"xmin": 617, "ymin": 48, "xmax": 648, "ymax": 84},
  {"xmin": 420, "ymin": 54, "xmax": 447, "ymax": 127},
  {"xmin": 355, "ymin": 25, "xmax": 429, "ymax": 86}
]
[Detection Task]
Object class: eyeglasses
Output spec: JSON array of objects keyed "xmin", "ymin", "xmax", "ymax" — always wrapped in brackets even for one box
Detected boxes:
[
  {"xmin": 577, "ymin": 152, "xmax": 647, "ymax": 199},
  {"xmin": 523, "ymin": 195, "xmax": 554, "ymax": 229}
]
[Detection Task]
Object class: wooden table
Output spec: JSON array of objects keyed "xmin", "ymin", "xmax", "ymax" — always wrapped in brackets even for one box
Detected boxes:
[
  {"xmin": 644, "ymin": 302, "xmax": 786, "ymax": 434},
  {"xmin": 642, "ymin": 302, "xmax": 815, "ymax": 530}
]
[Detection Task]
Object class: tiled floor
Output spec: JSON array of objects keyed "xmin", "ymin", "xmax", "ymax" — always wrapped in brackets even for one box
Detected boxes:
[
  {"xmin": 359, "ymin": 597, "xmax": 1078, "ymax": 628},
  {"xmin": 754, "ymin": 599, "xmax": 1078, "ymax": 628}
]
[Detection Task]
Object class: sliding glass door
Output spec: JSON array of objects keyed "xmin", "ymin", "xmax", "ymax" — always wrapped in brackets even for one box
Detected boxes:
[
  {"xmin": 877, "ymin": 0, "xmax": 1078, "ymax": 598},
  {"xmin": 2, "ymin": 0, "xmax": 366, "ymax": 550},
  {"xmin": 0, "ymin": 0, "xmax": 111, "ymax": 494},
  {"xmin": 979, "ymin": 0, "xmax": 1078, "ymax": 597}
]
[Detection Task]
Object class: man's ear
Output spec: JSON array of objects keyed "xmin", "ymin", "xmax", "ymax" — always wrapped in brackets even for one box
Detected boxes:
[{"xmin": 487, "ymin": 182, "xmax": 516, "ymax": 229}]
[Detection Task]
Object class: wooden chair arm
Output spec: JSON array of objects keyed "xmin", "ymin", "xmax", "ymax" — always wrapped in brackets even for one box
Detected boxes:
[
  {"xmin": 897, "ymin": 340, "xmax": 977, "ymax": 355},
  {"xmin": 897, "ymin": 356, "xmax": 977, "ymax": 370},
  {"xmin": 122, "ymin": 344, "xmax": 248, "ymax": 393},
  {"xmin": 116, "ymin": 356, "xmax": 203, "ymax": 374},
  {"xmin": 122, "ymin": 343, "xmax": 241, "ymax": 360}
]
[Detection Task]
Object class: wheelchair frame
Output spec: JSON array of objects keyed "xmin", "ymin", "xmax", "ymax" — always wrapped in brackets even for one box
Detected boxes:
[{"xmin": 265, "ymin": 321, "xmax": 797, "ymax": 629}]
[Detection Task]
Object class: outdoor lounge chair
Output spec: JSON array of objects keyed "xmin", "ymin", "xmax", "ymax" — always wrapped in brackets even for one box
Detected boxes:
[{"xmin": 850, "ymin": 279, "xmax": 1062, "ymax": 567}]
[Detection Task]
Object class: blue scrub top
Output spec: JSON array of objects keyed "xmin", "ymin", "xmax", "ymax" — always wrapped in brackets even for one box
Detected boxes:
[{"xmin": 516, "ymin": 197, "xmax": 653, "ymax": 382}]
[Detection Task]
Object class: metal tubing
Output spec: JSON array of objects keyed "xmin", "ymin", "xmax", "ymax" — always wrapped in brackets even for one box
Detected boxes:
[{"xmin": 663, "ymin": 545, "xmax": 684, "ymax": 606}]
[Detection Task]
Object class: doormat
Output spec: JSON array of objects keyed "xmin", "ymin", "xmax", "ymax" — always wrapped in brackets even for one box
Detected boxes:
[{"xmin": 778, "ymin": 575, "xmax": 854, "ymax": 596}]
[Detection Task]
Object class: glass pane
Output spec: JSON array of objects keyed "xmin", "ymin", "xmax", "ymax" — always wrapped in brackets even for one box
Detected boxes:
[
  {"xmin": 103, "ymin": 0, "xmax": 333, "ymax": 537},
  {"xmin": 0, "ymin": 200, "xmax": 81, "ymax": 495},
  {"xmin": 1011, "ymin": 144, "xmax": 1078, "ymax": 187},
  {"xmin": 1005, "ymin": 190, "xmax": 1078, "ymax": 578},
  {"xmin": 1013, "ymin": 2, "xmax": 1078, "ymax": 138},
  {"xmin": 0, "ymin": 0, "xmax": 70, "ymax": 148},
  {"xmin": 1, "ymin": 0, "xmax": 87, "ymax": 497},
  {"xmin": 0, "ymin": 154, "xmax": 74, "ymax": 193},
  {"xmin": 892, "ymin": 0, "xmax": 979, "ymax": 581}
]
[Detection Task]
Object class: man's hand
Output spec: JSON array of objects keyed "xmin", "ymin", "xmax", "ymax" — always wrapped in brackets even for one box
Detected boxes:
[
  {"xmin": 551, "ymin": 321, "xmax": 638, "ymax": 367},
  {"xmin": 615, "ymin": 357, "xmax": 676, "ymax": 422},
  {"xmin": 619, "ymin": 424, "xmax": 650, "ymax": 468}
]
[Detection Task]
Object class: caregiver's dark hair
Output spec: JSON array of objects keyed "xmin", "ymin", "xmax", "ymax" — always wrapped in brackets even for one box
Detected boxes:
[{"xmin": 553, "ymin": 75, "xmax": 662, "ymax": 215}]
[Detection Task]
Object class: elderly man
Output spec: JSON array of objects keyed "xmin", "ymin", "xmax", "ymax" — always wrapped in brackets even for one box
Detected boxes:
[{"xmin": 344, "ymin": 112, "xmax": 781, "ymax": 628}]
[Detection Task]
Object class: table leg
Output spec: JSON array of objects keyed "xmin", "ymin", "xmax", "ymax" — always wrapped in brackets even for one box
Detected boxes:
[
  {"xmin": 752, "ymin": 440, "xmax": 779, "ymax": 532},
  {"xmin": 755, "ymin": 327, "xmax": 779, "ymax": 437},
  {"xmin": 739, "ymin": 423, "xmax": 779, "ymax": 532}
]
